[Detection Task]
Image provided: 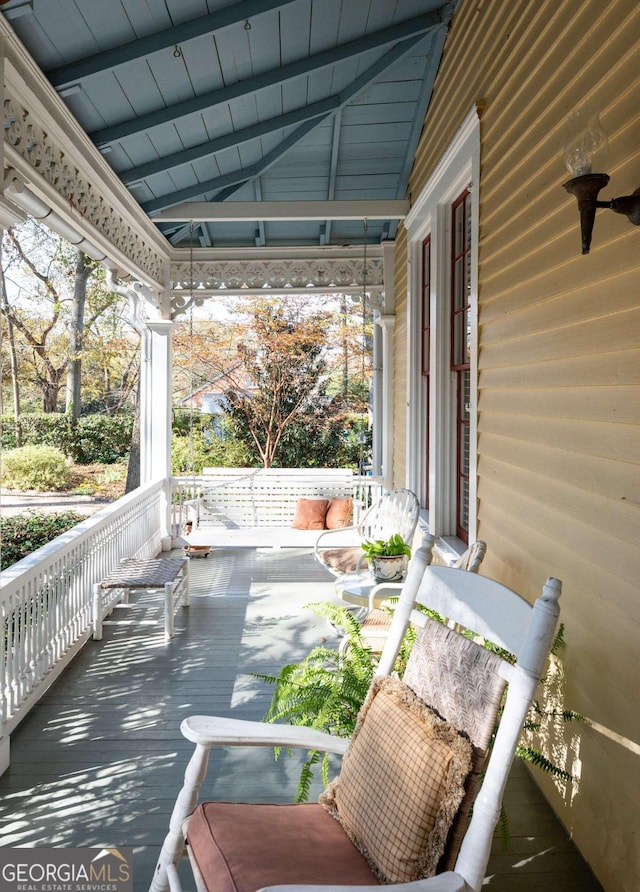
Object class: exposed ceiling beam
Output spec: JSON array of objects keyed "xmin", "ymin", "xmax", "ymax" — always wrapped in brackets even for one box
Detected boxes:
[
  {"xmin": 122, "ymin": 96, "xmax": 337, "ymax": 184},
  {"xmin": 198, "ymin": 223, "xmax": 212, "ymax": 247},
  {"xmin": 321, "ymin": 109, "xmax": 343, "ymax": 245},
  {"xmin": 141, "ymin": 33, "xmax": 425, "ymax": 215},
  {"xmin": 122, "ymin": 26, "xmax": 421, "ymax": 185},
  {"xmin": 254, "ymin": 180, "xmax": 266, "ymax": 247},
  {"xmin": 395, "ymin": 24, "xmax": 448, "ymax": 200},
  {"xmin": 142, "ymin": 117, "xmax": 323, "ymax": 215},
  {"xmin": 152, "ymin": 200, "xmax": 410, "ymax": 223},
  {"xmin": 90, "ymin": 12, "xmax": 444, "ymax": 147},
  {"xmin": 45, "ymin": 0, "xmax": 299, "ymax": 89}
]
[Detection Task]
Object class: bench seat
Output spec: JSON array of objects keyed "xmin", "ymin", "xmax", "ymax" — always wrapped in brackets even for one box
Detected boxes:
[{"xmin": 181, "ymin": 526, "xmax": 363, "ymax": 550}]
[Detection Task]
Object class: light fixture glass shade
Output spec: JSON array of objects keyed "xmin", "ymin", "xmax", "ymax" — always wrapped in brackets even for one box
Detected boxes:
[{"xmin": 563, "ymin": 108, "xmax": 609, "ymax": 176}]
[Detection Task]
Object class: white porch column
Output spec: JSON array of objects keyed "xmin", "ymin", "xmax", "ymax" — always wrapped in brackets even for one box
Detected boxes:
[
  {"xmin": 374, "ymin": 240, "xmax": 397, "ymax": 489},
  {"xmin": 141, "ymin": 321, "xmax": 173, "ymax": 484},
  {"xmin": 371, "ymin": 321, "xmax": 383, "ymax": 477},
  {"xmin": 375, "ymin": 314, "xmax": 396, "ymax": 490}
]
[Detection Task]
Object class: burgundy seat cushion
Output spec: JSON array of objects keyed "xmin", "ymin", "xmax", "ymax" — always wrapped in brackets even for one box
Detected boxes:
[{"xmin": 186, "ymin": 802, "xmax": 380, "ymax": 892}]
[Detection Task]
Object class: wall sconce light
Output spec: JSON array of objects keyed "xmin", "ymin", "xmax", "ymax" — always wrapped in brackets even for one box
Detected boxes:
[{"xmin": 562, "ymin": 107, "xmax": 640, "ymax": 254}]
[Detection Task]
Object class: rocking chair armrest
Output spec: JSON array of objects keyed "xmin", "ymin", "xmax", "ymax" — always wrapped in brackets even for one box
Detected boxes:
[
  {"xmin": 180, "ymin": 715, "xmax": 351, "ymax": 755},
  {"xmin": 258, "ymin": 874, "xmax": 468, "ymax": 892}
]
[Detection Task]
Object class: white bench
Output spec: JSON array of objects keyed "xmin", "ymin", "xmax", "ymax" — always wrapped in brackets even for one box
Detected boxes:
[
  {"xmin": 174, "ymin": 468, "xmax": 382, "ymax": 549},
  {"xmin": 93, "ymin": 557, "xmax": 190, "ymax": 640}
]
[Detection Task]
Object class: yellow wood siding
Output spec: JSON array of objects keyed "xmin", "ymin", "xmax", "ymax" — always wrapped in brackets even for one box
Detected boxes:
[{"xmin": 394, "ymin": 1, "xmax": 640, "ymax": 889}]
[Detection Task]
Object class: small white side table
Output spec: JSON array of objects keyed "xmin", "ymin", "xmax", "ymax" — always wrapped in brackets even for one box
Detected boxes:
[{"xmin": 335, "ymin": 571, "xmax": 404, "ymax": 611}]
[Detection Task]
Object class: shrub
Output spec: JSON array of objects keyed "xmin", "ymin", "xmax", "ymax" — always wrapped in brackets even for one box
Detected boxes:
[
  {"xmin": 172, "ymin": 426, "xmax": 252, "ymax": 474},
  {"xmin": 72, "ymin": 415, "xmax": 133, "ymax": 463},
  {"xmin": 0, "ymin": 511, "xmax": 85, "ymax": 570},
  {"xmin": 0, "ymin": 414, "xmax": 133, "ymax": 463},
  {"xmin": 1, "ymin": 414, "xmax": 75, "ymax": 453},
  {"xmin": 1, "ymin": 445, "xmax": 73, "ymax": 491}
]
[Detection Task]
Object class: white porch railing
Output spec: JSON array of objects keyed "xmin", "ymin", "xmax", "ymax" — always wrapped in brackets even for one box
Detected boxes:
[
  {"xmin": 0, "ymin": 479, "xmax": 168, "ymax": 749},
  {"xmin": 0, "ymin": 469, "xmax": 383, "ymax": 772}
]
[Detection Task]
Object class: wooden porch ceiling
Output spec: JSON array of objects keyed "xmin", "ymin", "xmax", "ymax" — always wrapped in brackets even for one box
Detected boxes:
[{"xmin": 1, "ymin": 0, "xmax": 455, "ymax": 250}]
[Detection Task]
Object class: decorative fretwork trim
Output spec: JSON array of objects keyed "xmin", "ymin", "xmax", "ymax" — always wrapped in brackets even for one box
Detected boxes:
[
  {"xmin": 170, "ymin": 256, "xmax": 384, "ymax": 318},
  {"xmin": 3, "ymin": 94, "xmax": 166, "ymax": 285},
  {"xmin": 1, "ymin": 16, "xmax": 169, "ymax": 288}
]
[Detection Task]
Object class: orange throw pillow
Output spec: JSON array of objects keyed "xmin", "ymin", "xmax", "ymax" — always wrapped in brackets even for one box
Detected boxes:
[
  {"xmin": 325, "ymin": 498, "xmax": 353, "ymax": 529},
  {"xmin": 292, "ymin": 498, "xmax": 330, "ymax": 530}
]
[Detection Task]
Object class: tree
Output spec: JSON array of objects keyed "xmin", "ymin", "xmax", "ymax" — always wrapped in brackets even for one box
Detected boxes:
[
  {"xmin": 64, "ymin": 249, "xmax": 91, "ymax": 418},
  {"xmin": 0, "ymin": 274, "xmax": 23, "ymax": 443},
  {"xmin": 223, "ymin": 297, "xmax": 330, "ymax": 468},
  {"xmin": 1, "ymin": 219, "xmax": 135, "ymax": 415},
  {"xmin": 172, "ymin": 317, "xmax": 243, "ymax": 405},
  {"xmin": 2, "ymin": 225, "xmax": 71, "ymax": 411}
]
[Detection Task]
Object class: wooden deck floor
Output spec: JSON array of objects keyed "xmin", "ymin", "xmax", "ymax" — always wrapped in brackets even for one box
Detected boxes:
[{"xmin": 0, "ymin": 547, "xmax": 602, "ymax": 892}]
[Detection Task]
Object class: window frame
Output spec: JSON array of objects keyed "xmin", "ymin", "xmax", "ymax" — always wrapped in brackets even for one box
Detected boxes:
[
  {"xmin": 421, "ymin": 235, "xmax": 432, "ymax": 509},
  {"xmin": 405, "ymin": 107, "xmax": 480, "ymax": 553}
]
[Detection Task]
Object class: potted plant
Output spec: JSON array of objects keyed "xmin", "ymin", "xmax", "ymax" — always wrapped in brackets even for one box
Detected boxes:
[{"xmin": 361, "ymin": 533, "xmax": 412, "ymax": 582}]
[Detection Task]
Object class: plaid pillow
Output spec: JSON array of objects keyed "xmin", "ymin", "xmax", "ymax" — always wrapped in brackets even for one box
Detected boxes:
[{"xmin": 320, "ymin": 676, "xmax": 472, "ymax": 883}]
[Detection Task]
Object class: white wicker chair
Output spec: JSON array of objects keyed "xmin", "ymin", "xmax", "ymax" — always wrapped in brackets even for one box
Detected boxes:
[
  {"xmin": 151, "ymin": 537, "xmax": 561, "ymax": 892},
  {"xmin": 314, "ymin": 487, "xmax": 420, "ymax": 577}
]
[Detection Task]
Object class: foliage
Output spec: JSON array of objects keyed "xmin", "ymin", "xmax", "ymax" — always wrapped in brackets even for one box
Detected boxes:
[
  {"xmin": 361, "ymin": 533, "xmax": 412, "ymax": 559},
  {"xmin": 71, "ymin": 414, "xmax": 134, "ymax": 463},
  {"xmin": 171, "ymin": 428, "xmax": 252, "ymax": 474},
  {"xmin": 172, "ymin": 406, "xmax": 370, "ymax": 472},
  {"xmin": 0, "ymin": 511, "xmax": 85, "ymax": 571},
  {"xmin": 223, "ymin": 297, "xmax": 331, "ymax": 468},
  {"xmin": 260, "ymin": 603, "xmax": 583, "ymax": 825},
  {"xmin": 1, "ymin": 219, "xmax": 137, "ymax": 415},
  {"xmin": 68, "ymin": 462, "xmax": 127, "ymax": 497},
  {"xmin": 1, "ymin": 445, "xmax": 73, "ymax": 491},
  {"xmin": 0, "ymin": 413, "xmax": 133, "ymax": 463},
  {"xmin": 171, "ymin": 295, "xmax": 373, "ymax": 470},
  {"xmin": 172, "ymin": 318, "xmax": 244, "ymax": 406},
  {"xmin": 273, "ymin": 410, "xmax": 369, "ymax": 469}
]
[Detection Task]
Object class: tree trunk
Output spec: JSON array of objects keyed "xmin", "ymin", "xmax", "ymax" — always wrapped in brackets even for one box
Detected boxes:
[
  {"xmin": 341, "ymin": 294, "xmax": 349, "ymax": 398},
  {"xmin": 125, "ymin": 380, "xmax": 141, "ymax": 493},
  {"xmin": 1, "ymin": 274, "xmax": 22, "ymax": 445},
  {"xmin": 65, "ymin": 250, "xmax": 91, "ymax": 419}
]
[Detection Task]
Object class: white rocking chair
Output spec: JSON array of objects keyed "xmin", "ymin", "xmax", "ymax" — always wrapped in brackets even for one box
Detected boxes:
[
  {"xmin": 150, "ymin": 537, "xmax": 561, "ymax": 892},
  {"xmin": 314, "ymin": 488, "xmax": 420, "ymax": 577}
]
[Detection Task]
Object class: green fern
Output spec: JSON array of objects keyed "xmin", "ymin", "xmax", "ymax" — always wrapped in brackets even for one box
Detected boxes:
[
  {"xmin": 257, "ymin": 601, "xmax": 379, "ymax": 798},
  {"xmin": 496, "ymin": 804, "xmax": 510, "ymax": 851},
  {"xmin": 516, "ymin": 745, "xmax": 574, "ymax": 782},
  {"xmin": 258, "ymin": 598, "xmax": 584, "ymax": 815}
]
